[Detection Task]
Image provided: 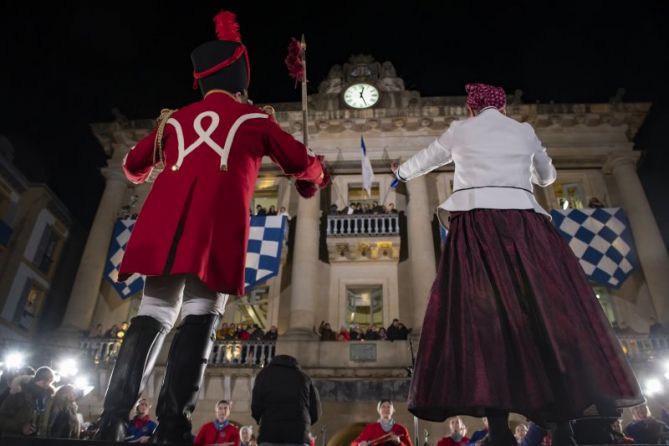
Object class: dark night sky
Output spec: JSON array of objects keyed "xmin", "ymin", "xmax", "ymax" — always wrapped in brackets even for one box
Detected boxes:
[{"xmin": 0, "ymin": 1, "xmax": 668, "ymax": 234}]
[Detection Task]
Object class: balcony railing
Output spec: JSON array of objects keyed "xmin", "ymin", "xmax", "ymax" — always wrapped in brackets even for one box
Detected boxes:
[
  {"xmin": 326, "ymin": 214, "xmax": 399, "ymax": 237},
  {"xmin": 618, "ymin": 335, "xmax": 669, "ymax": 362},
  {"xmin": 78, "ymin": 339, "xmax": 276, "ymax": 368}
]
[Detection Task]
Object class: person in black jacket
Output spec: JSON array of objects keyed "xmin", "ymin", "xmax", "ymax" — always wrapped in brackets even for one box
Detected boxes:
[{"xmin": 251, "ymin": 355, "xmax": 321, "ymax": 444}]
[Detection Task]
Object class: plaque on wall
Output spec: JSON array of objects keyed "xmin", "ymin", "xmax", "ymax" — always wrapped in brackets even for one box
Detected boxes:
[{"xmin": 350, "ymin": 343, "xmax": 377, "ymax": 362}]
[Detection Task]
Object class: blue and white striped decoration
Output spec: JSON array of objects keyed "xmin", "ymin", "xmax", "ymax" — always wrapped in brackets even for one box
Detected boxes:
[
  {"xmin": 104, "ymin": 218, "xmax": 144, "ymax": 298},
  {"xmin": 550, "ymin": 207, "xmax": 638, "ymax": 288},
  {"xmin": 106, "ymin": 216, "xmax": 289, "ymax": 298}
]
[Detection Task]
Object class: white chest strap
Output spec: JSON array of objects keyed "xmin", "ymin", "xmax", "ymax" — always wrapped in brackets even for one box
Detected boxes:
[{"xmin": 167, "ymin": 111, "xmax": 268, "ymax": 171}]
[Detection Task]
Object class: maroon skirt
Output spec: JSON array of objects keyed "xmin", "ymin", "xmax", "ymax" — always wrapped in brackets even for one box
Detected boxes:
[{"xmin": 408, "ymin": 209, "xmax": 643, "ymax": 423}]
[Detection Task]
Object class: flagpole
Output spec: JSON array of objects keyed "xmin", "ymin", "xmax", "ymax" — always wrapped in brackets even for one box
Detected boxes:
[{"xmin": 300, "ymin": 34, "xmax": 309, "ymax": 147}]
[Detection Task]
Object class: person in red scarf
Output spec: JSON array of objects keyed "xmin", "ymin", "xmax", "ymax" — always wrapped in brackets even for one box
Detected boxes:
[
  {"xmin": 194, "ymin": 400, "xmax": 240, "ymax": 446},
  {"xmin": 125, "ymin": 399, "xmax": 157, "ymax": 443},
  {"xmin": 437, "ymin": 417, "xmax": 470, "ymax": 446},
  {"xmin": 351, "ymin": 400, "xmax": 412, "ymax": 446},
  {"xmin": 96, "ymin": 10, "xmax": 329, "ymax": 443},
  {"xmin": 394, "ymin": 83, "xmax": 643, "ymax": 446}
]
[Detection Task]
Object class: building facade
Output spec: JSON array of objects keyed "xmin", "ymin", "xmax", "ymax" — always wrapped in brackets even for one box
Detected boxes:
[
  {"xmin": 0, "ymin": 136, "xmax": 72, "ymax": 340},
  {"xmin": 60, "ymin": 57, "xmax": 669, "ymax": 441}
]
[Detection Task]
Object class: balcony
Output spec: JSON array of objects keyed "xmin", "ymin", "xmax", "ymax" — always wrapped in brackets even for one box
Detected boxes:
[{"xmin": 325, "ymin": 214, "xmax": 402, "ymax": 262}]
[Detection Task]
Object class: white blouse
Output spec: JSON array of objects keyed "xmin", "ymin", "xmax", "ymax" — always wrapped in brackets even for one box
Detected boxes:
[{"xmin": 396, "ymin": 108, "xmax": 556, "ymax": 217}]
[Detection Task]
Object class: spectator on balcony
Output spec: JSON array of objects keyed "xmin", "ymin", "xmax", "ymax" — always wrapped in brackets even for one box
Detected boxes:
[
  {"xmin": 467, "ymin": 418, "xmax": 488, "ymax": 446},
  {"xmin": 353, "ymin": 203, "xmax": 364, "ymax": 214},
  {"xmin": 387, "ymin": 319, "xmax": 403, "ymax": 341},
  {"xmin": 329, "ymin": 204, "xmax": 339, "ymax": 215},
  {"xmin": 378, "ymin": 327, "xmax": 388, "ymax": 340},
  {"xmin": 338, "ymin": 326, "xmax": 351, "ymax": 342},
  {"xmin": 372, "ymin": 201, "xmax": 385, "ymax": 214},
  {"xmin": 352, "ymin": 400, "xmax": 412, "ymax": 446},
  {"xmin": 0, "ymin": 366, "xmax": 55, "ymax": 437},
  {"xmin": 624, "ymin": 404, "xmax": 669, "ymax": 444},
  {"xmin": 225, "ymin": 323, "xmax": 238, "ymax": 340},
  {"xmin": 267, "ymin": 205, "xmax": 278, "ymax": 216},
  {"xmin": 240, "ymin": 425, "xmax": 256, "ymax": 446},
  {"xmin": 588, "ymin": 197, "xmax": 605, "ymax": 208},
  {"xmin": 249, "ymin": 324, "xmax": 265, "ymax": 341},
  {"xmin": 256, "ymin": 204, "xmax": 267, "ymax": 216},
  {"xmin": 278, "ymin": 206, "xmax": 291, "ymax": 220},
  {"xmin": 365, "ymin": 324, "xmax": 381, "ymax": 341},
  {"xmin": 125, "ymin": 398, "xmax": 157, "ymax": 443},
  {"xmin": 349, "ymin": 324, "xmax": 362, "ymax": 341},
  {"xmin": 397, "ymin": 322, "xmax": 411, "ymax": 340},
  {"xmin": 317, "ymin": 321, "xmax": 337, "ymax": 341},
  {"xmin": 194, "ymin": 400, "xmax": 240, "ymax": 446},
  {"xmin": 44, "ymin": 384, "xmax": 81, "ymax": 439},
  {"xmin": 105, "ymin": 323, "xmax": 121, "ymax": 339},
  {"xmin": 217, "ymin": 322, "xmax": 229, "ymax": 340},
  {"xmin": 237, "ymin": 324, "xmax": 251, "ymax": 341},
  {"xmin": 252, "ymin": 355, "xmax": 321, "ymax": 445},
  {"xmin": 264, "ymin": 326, "xmax": 279, "ymax": 341},
  {"xmin": 437, "ymin": 416, "xmax": 469, "ymax": 446},
  {"xmin": 386, "ymin": 203, "xmax": 398, "ymax": 214}
]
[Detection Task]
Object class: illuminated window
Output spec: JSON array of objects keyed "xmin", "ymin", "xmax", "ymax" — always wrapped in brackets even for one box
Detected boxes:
[
  {"xmin": 252, "ymin": 185, "xmax": 278, "ymax": 216},
  {"xmin": 34, "ymin": 225, "xmax": 61, "ymax": 275},
  {"xmin": 347, "ymin": 183, "xmax": 380, "ymax": 207},
  {"xmin": 554, "ymin": 181, "xmax": 585, "ymax": 210},
  {"xmin": 346, "ymin": 285, "xmax": 383, "ymax": 330},
  {"xmin": 14, "ymin": 280, "xmax": 46, "ymax": 330}
]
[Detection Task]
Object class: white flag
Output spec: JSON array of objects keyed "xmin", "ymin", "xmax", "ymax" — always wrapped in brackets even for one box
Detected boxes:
[{"xmin": 360, "ymin": 135, "xmax": 375, "ymax": 198}]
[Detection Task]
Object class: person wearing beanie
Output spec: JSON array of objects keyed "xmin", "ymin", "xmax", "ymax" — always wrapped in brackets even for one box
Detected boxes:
[
  {"xmin": 394, "ymin": 83, "xmax": 643, "ymax": 446},
  {"xmin": 96, "ymin": 10, "xmax": 329, "ymax": 444}
]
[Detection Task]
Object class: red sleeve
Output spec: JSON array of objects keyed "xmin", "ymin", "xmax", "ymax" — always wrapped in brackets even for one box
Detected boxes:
[
  {"xmin": 351, "ymin": 424, "xmax": 377, "ymax": 446},
  {"xmin": 263, "ymin": 119, "xmax": 324, "ymax": 185},
  {"xmin": 436, "ymin": 438, "xmax": 447, "ymax": 446},
  {"xmin": 396, "ymin": 424, "xmax": 413, "ymax": 446},
  {"xmin": 193, "ymin": 423, "xmax": 210, "ymax": 445},
  {"xmin": 225, "ymin": 425, "xmax": 240, "ymax": 446},
  {"xmin": 123, "ymin": 129, "xmax": 158, "ymax": 184}
]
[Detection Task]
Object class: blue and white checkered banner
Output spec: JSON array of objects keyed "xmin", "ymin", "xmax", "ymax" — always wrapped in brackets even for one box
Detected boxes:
[
  {"xmin": 245, "ymin": 215, "xmax": 288, "ymax": 289},
  {"xmin": 105, "ymin": 218, "xmax": 145, "ymax": 298},
  {"xmin": 106, "ymin": 216, "xmax": 289, "ymax": 298},
  {"xmin": 550, "ymin": 207, "xmax": 639, "ymax": 288}
]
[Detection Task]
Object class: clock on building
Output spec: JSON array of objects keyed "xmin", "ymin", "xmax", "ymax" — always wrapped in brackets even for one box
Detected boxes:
[{"xmin": 343, "ymin": 83, "xmax": 380, "ymax": 109}]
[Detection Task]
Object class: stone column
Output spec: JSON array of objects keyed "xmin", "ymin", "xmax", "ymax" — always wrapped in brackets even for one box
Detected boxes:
[
  {"xmin": 604, "ymin": 153, "xmax": 669, "ymax": 323},
  {"xmin": 285, "ymin": 191, "xmax": 321, "ymax": 339},
  {"xmin": 61, "ymin": 164, "xmax": 128, "ymax": 331},
  {"xmin": 406, "ymin": 175, "xmax": 437, "ymax": 334}
]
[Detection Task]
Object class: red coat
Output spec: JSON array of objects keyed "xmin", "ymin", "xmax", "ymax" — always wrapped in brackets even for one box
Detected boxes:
[
  {"xmin": 436, "ymin": 436, "xmax": 470, "ymax": 446},
  {"xmin": 194, "ymin": 421, "xmax": 240, "ymax": 446},
  {"xmin": 119, "ymin": 92, "xmax": 324, "ymax": 294},
  {"xmin": 351, "ymin": 422, "xmax": 413, "ymax": 446}
]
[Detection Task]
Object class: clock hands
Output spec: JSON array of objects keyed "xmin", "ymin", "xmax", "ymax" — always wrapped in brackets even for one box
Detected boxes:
[{"xmin": 359, "ymin": 86, "xmax": 368, "ymax": 105}]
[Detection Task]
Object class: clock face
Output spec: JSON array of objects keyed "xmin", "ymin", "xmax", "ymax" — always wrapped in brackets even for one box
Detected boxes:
[{"xmin": 343, "ymin": 83, "xmax": 380, "ymax": 109}]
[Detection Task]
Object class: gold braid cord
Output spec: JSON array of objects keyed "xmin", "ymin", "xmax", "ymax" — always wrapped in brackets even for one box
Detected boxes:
[{"xmin": 152, "ymin": 108, "xmax": 177, "ymax": 172}]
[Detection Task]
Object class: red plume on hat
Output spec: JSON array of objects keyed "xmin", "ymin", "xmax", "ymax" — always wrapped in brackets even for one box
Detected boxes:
[
  {"xmin": 214, "ymin": 11, "xmax": 241, "ymax": 42},
  {"xmin": 192, "ymin": 10, "xmax": 250, "ymax": 89},
  {"xmin": 285, "ymin": 38, "xmax": 305, "ymax": 86}
]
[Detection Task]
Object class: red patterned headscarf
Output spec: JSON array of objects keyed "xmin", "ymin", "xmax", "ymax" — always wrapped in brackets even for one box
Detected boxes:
[{"xmin": 465, "ymin": 83, "xmax": 507, "ymax": 113}]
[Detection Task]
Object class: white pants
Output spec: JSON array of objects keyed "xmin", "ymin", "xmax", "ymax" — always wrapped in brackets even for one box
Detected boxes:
[{"xmin": 136, "ymin": 274, "xmax": 228, "ymax": 330}]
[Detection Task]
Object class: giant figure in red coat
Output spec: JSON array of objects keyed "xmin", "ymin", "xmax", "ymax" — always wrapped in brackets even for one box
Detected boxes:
[{"xmin": 96, "ymin": 11, "xmax": 328, "ymax": 443}]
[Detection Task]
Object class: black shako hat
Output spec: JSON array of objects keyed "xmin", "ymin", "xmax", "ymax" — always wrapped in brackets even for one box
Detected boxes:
[{"xmin": 190, "ymin": 11, "xmax": 250, "ymax": 96}]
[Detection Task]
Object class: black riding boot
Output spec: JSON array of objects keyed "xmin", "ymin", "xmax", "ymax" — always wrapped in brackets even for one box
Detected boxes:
[
  {"xmin": 96, "ymin": 315, "xmax": 168, "ymax": 441},
  {"xmin": 155, "ymin": 313, "xmax": 220, "ymax": 444}
]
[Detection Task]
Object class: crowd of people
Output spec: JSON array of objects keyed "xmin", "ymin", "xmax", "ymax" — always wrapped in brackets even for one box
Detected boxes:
[
  {"xmin": 252, "ymin": 204, "xmax": 290, "ymax": 218},
  {"xmin": 316, "ymin": 318, "xmax": 411, "ymax": 342},
  {"xmin": 216, "ymin": 323, "xmax": 279, "ymax": 342},
  {"xmin": 3, "ymin": 356, "xmax": 669, "ymax": 444},
  {"xmin": 329, "ymin": 201, "xmax": 399, "ymax": 216}
]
